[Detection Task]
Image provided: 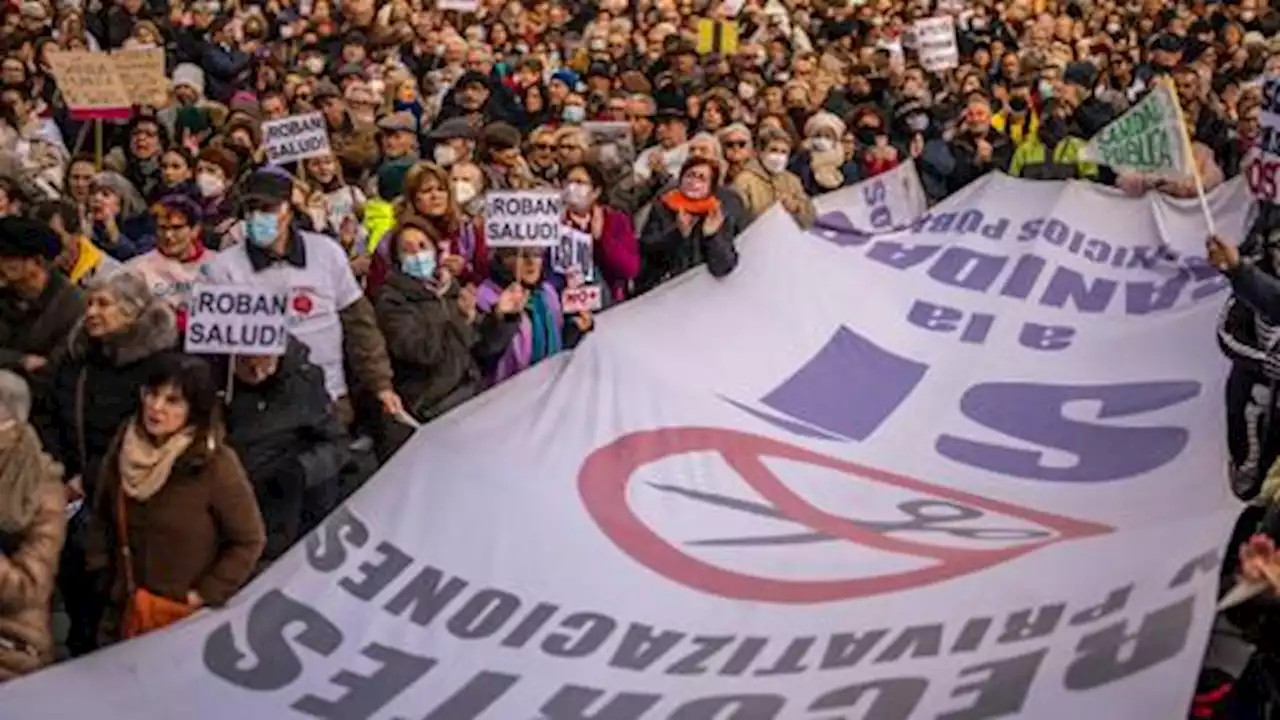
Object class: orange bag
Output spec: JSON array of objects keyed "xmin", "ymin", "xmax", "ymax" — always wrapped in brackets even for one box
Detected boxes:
[{"xmin": 116, "ymin": 491, "xmax": 194, "ymax": 639}]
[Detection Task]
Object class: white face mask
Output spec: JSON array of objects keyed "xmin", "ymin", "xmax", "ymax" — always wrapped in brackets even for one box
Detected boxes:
[
  {"xmin": 738, "ymin": 82, "xmax": 756, "ymax": 100},
  {"xmin": 761, "ymin": 151, "xmax": 789, "ymax": 174},
  {"xmin": 564, "ymin": 181, "xmax": 592, "ymax": 209},
  {"xmin": 811, "ymin": 137, "xmax": 835, "ymax": 153},
  {"xmin": 452, "ymin": 179, "xmax": 477, "ymax": 205},
  {"xmin": 304, "ymin": 57, "xmax": 326, "ymax": 74},
  {"xmin": 196, "ymin": 171, "xmax": 225, "ymax": 198},
  {"xmin": 434, "ymin": 144, "xmax": 458, "ymax": 167}
]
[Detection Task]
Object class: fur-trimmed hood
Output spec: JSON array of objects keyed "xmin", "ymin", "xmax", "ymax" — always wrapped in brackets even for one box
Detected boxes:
[{"xmin": 68, "ymin": 300, "xmax": 179, "ymax": 367}]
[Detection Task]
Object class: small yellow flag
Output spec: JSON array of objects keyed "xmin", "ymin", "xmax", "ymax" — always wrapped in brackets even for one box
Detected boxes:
[{"xmin": 696, "ymin": 19, "xmax": 739, "ymax": 55}]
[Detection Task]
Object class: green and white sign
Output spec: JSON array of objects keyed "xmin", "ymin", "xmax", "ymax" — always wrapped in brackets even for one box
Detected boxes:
[{"xmin": 1081, "ymin": 80, "xmax": 1191, "ymax": 176}]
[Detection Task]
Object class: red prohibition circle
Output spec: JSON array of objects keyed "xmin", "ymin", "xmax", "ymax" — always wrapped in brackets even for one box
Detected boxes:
[{"xmin": 578, "ymin": 427, "xmax": 1113, "ymax": 604}]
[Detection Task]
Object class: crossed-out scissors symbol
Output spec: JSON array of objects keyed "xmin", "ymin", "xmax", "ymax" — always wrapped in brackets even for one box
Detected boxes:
[{"xmin": 648, "ymin": 483, "xmax": 1053, "ymax": 547}]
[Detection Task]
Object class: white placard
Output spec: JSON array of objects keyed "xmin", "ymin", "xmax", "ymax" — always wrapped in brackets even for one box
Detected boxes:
[
  {"xmin": 1247, "ymin": 74, "xmax": 1280, "ymax": 205},
  {"xmin": 484, "ymin": 190, "xmax": 564, "ymax": 248},
  {"xmin": 261, "ymin": 111, "xmax": 331, "ymax": 166},
  {"xmin": 914, "ymin": 16, "xmax": 959, "ymax": 72},
  {"xmin": 551, "ymin": 226, "xmax": 595, "ymax": 281},
  {"xmin": 184, "ymin": 284, "xmax": 289, "ymax": 356},
  {"xmin": 438, "ymin": 0, "xmax": 479, "ymax": 10},
  {"xmin": 561, "ymin": 284, "xmax": 603, "ymax": 314},
  {"xmin": 720, "ymin": 0, "xmax": 747, "ymax": 17}
]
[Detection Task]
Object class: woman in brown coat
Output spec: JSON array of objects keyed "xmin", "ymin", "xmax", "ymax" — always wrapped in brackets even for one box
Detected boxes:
[
  {"xmin": 86, "ymin": 354, "xmax": 265, "ymax": 645},
  {"xmin": 0, "ymin": 371, "xmax": 65, "ymax": 681}
]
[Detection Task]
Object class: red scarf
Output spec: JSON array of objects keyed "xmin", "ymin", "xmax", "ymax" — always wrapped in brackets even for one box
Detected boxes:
[{"xmin": 660, "ymin": 190, "xmax": 720, "ymax": 216}]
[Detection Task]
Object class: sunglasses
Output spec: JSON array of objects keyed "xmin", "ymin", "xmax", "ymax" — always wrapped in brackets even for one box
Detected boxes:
[{"xmin": 724, "ymin": 140, "xmax": 750, "ymax": 149}]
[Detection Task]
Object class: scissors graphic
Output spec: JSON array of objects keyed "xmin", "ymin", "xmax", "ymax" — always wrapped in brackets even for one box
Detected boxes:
[{"xmin": 647, "ymin": 482, "xmax": 1052, "ymax": 547}]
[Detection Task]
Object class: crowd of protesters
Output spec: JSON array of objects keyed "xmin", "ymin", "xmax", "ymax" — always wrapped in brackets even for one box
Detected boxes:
[{"xmin": 0, "ymin": 0, "xmax": 1278, "ymax": 714}]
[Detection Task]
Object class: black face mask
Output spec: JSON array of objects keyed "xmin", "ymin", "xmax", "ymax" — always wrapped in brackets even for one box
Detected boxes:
[
  {"xmin": 1008, "ymin": 96, "xmax": 1028, "ymax": 114},
  {"xmin": 856, "ymin": 126, "xmax": 879, "ymax": 145}
]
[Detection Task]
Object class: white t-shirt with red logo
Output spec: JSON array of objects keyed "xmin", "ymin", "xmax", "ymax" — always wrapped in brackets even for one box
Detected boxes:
[{"xmin": 200, "ymin": 229, "xmax": 363, "ymax": 400}]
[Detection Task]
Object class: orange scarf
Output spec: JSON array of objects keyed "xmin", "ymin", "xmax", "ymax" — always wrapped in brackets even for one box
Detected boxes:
[{"xmin": 661, "ymin": 189, "xmax": 720, "ymax": 216}]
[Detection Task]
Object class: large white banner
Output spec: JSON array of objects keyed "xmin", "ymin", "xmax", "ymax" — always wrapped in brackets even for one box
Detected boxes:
[
  {"xmin": 0, "ymin": 176, "xmax": 1256, "ymax": 718},
  {"xmin": 814, "ymin": 161, "xmax": 929, "ymax": 235}
]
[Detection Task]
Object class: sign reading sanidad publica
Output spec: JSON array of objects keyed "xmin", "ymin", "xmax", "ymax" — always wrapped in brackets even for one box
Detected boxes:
[
  {"xmin": 261, "ymin": 112, "xmax": 331, "ymax": 165},
  {"xmin": 185, "ymin": 284, "xmax": 290, "ymax": 356},
  {"xmin": 485, "ymin": 190, "xmax": 563, "ymax": 248}
]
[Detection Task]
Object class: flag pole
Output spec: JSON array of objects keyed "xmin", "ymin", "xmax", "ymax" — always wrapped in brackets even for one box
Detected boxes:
[{"xmin": 1164, "ymin": 77, "xmax": 1216, "ymax": 234}]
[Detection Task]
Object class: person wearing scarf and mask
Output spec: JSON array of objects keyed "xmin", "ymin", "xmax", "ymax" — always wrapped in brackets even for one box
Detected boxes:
[
  {"xmin": 791, "ymin": 111, "xmax": 859, "ymax": 196},
  {"xmin": 0, "ymin": 370, "xmax": 65, "ymax": 682},
  {"xmin": 636, "ymin": 157, "xmax": 742, "ymax": 294},
  {"xmin": 373, "ymin": 217, "xmax": 523, "ymax": 455},
  {"xmin": 559, "ymin": 163, "xmax": 640, "ymax": 303},
  {"xmin": 1009, "ymin": 98, "xmax": 1097, "ymax": 180},
  {"xmin": 193, "ymin": 147, "xmax": 240, "ymax": 249},
  {"xmin": 84, "ymin": 355, "xmax": 264, "ymax": 645},
  {"xmin": 449, "ymin": 162, "xmax": 489, "ymax": 222}
]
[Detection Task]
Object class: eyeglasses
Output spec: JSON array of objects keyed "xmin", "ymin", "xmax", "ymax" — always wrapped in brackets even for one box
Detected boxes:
[
  {"xmin": 724, "ymin": 140, "xmax": 749, "ymax": 149},
  {"xmin": 534, "ymin": 143, "xmax": 555, "ymax": 150},
  {"xmin": 157, "ymin": 224, "xmax": 189, "ymax": 234},
  {"xmin": 559, "ymin": 144, "xmax": 586, "ymax": 151}
]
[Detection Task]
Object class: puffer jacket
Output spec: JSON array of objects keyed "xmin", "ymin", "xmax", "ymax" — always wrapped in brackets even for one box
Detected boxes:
[{"xmin": 0, "ymin": 480, "xmax": 65, "ymax": 682}]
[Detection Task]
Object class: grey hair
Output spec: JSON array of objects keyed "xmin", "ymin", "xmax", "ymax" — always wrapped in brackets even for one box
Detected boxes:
[
  {"xmin": 86, "ymin": 269, "xmax": 154, "ymax": 320},
  {"xmin": 0, "ymin": 371, "xmax": 31, "ymax": 425}
]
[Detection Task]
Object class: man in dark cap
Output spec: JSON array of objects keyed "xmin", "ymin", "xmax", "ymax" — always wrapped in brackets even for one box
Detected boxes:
[
  {"xmin": 428, "ymin": 117, "xmax": 478, "ymax": 168},
  {"xmin": 1062, "ymin": 61, "xmax": 1115, "ymax": 140},
  {"xmin": 377, "ymin": 112, "xmax": 421, "ymax": 168},
  {"xmin": 435, "ymin": 70, "xmax": 521, "ymax": 128},
  {"xmin": 480, "ymin": 121, "xmax": 541, "ymax": 189},
  {"xmin": 202, "ymin": 169, "xmax": 402, "ymax": 429},
  {"xmin": 0, "ymin": 216, "xmax": 83, "ymax": 379},
  {"xmin": 317, "ymin": 79, "xmax": 379, "ymax": 184}
]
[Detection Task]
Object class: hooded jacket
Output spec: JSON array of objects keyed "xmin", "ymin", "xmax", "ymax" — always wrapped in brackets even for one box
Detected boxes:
[{"xmin": 731, "ymin": 159, "xmax": 816, "ymax": 227}]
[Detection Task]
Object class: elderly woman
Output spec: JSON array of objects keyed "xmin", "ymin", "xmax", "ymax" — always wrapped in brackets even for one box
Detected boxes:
[
  {"xmin": 42, "ymin": 270, "xmax": 179, "ymax": 655},
  {"xmin": 792, "ymin": 111, "xmax": 860, "ymax": 196},
  {"xmin": 0, "ymin": 371, "xmax": 65, "ymax": 682},
  {"xmin": 89, "ymin": 172, "xmax": 150, "ymax": 261},
  {"xmin": 126, "ymin": 195, "xmax": 218, "ymax": 318},
  {"xmin": 721, "ymin": 124, "xmax": 815, "ymax": 227},
  {"xmin": 85, "ymin": 354, "xmax": 264, "ymax": 644},
  {"xmin": 402, "ymin": 162, "xmax": 490, "ymax": 283},
  {"xmin": 559, "ymin": 163, "xmax": 641, "ymax": 302},
  {"xmin": 636, "ymin": 156, "xmax": 742, "ymax": 294},
  {"xmin": 374, "ymin": 217, "xmax": 523, "ymax": 454}
]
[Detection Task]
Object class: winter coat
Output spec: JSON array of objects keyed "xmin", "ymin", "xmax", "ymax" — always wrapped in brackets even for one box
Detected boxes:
[
  {"xmin": 0, "ymin": 481, "xmax": 65, "ymax": 682},
  {"xmin": 561, "ymin": 205, "xmax": 642, "ymax": 300},
  {"xmin": 41, "ymin": 302, "xmax": 180, "ymax": 496},
  {"xmin": 790, "ymin": 150, "xmax": 862, "ymax": 197},
  {"xmin": 84, "ymin": 426, "xmax": 265, "ymax": 645},
  {"xmin": 225, "ymin": 341, "xmax": 348, "ymax": 563},
  {"xmin": 0, "ymin": 271, "xmax": 84, "ymax": 374},
  {"xmin": 635, "ymin": 189, "xmax": 742, "ymax": 294},
  {"xmin": 731, "ymin": 160, "xmax": 816, "ymax": 227},
  {"xmin": 948, "ymin": 131, "xmax": 1014, "ymax": 192},
  {"xmin": 901, "ymin": 138, "xmax": 957, "ymax": 204},
  {"xmin": 375, "ymin": 270, "xmax": 519, "ymax": 419}
]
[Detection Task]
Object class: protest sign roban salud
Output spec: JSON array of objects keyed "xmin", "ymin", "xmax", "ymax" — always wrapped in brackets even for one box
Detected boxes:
[
  {"xmin": 485, "ymin": 190, "xmax": 563, "ymax": 248},
  {"xmin": 185, "ymin": 285, "xmax": 290, "ymax": 356},
  {"xmin": 262, "ymin": 112, "xmax": 331, "ymax": 166}
]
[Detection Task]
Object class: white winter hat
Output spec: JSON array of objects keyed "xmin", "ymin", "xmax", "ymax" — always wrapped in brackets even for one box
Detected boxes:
[{"xmin": 172, "ymin": 63, "xmax": 206, "ymax": 97}]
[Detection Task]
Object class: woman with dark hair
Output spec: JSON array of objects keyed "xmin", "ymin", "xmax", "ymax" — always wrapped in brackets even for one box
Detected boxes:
[
  {"xmin": 374, "ymin": 216, "xmax": 523, "ymax": 454},
  {"xmin": 636, "ymin": 157, "xmax": 742, "ymax": 294},
  {"xmin": 103, "ymin": 116, "xmax": 171, "ymax": 203},
  {"xmin": 521, "ymin": 83, "xmax": 552, "ymax": 131},
  {"xmin": 153, "ymin": 148, "xmax": 197, "ymax": 203},
  {"xmin": 559, "ymin": 162, "xmax": 640, "ymax": 303},
  {"xmin": 85, "ymin": 354, "xmax": 265, "ymax": 645},
  {"xmin": 402, "ymin": 162, "xmax": 491, "ymax": 283}
]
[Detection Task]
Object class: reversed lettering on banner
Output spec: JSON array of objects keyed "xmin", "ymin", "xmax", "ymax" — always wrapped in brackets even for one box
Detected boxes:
[
  {"xmin": 185, "ymin": 284, "xmax": 289, "ymax": 356},
  {"xmin": 1249, "ymin": 75, "xmax": 1280, "ymax": 204},
  {"xmin": 485, "ymin": 190, "xmax": 563, "ymax": 248},
  {"xmin": 261, "ymin": 112, "xmax": 331, "ymax": 165}
]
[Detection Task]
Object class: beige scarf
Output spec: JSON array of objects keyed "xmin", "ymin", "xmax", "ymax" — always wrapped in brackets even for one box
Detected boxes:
[
  {"xmin": 118, "ymin": 421, "xmax": 196, "ymax": 502},
  {"xmin": 0, "ymin": 423, "xmax": 62, "ymax": 534}
]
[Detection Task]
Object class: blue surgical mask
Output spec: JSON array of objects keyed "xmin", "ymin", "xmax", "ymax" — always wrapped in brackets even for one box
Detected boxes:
[
  {"xmin": 563, "ymin": 105, "xmax": 585, "ymax": 124},
  {"xmin": 246, "ymin": 211, "xmax": 279, "ymax": 248},
  {"xmin": 401, "ymin": 250, "xmax": 437, "ymax": 280},
  {"xmin": 1038, "ymin": 79, "xmax": 1055, "ymax": 100}
]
